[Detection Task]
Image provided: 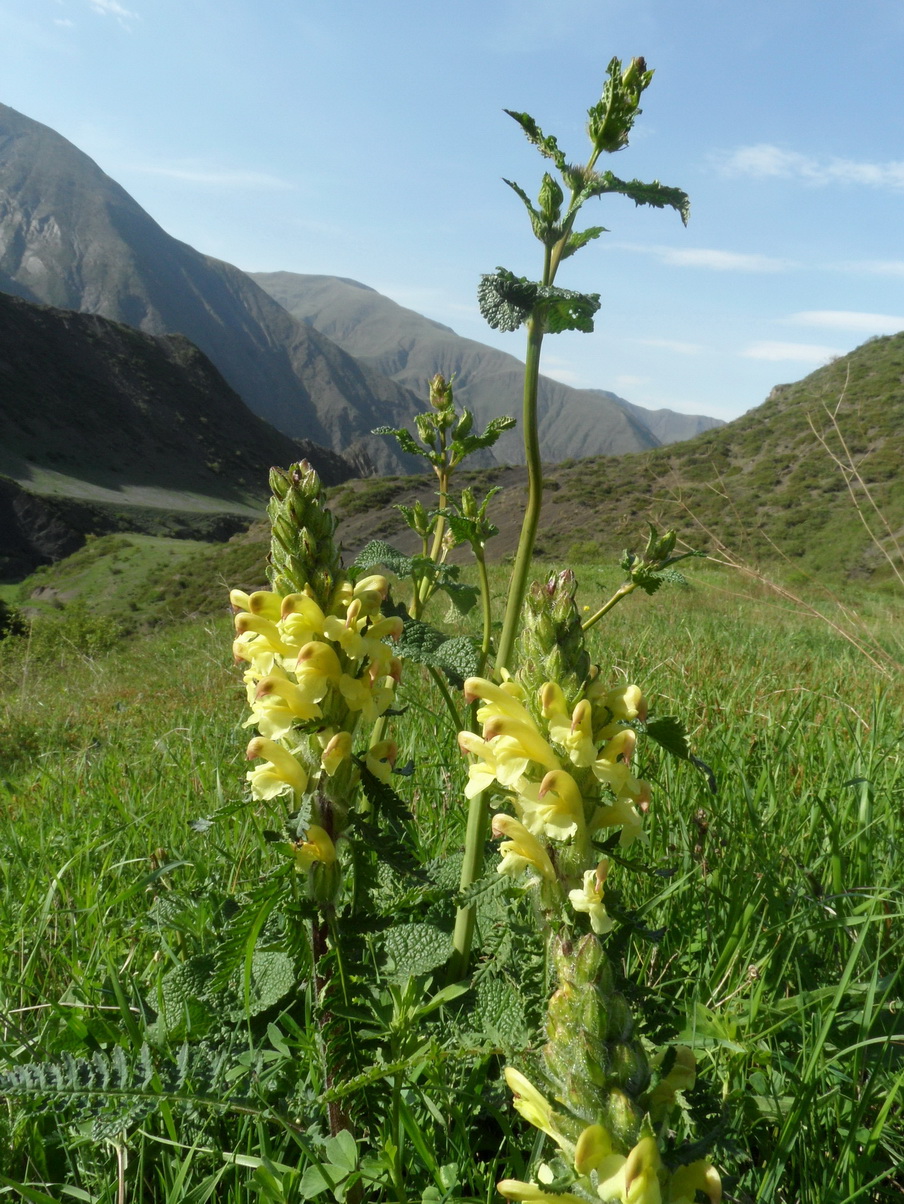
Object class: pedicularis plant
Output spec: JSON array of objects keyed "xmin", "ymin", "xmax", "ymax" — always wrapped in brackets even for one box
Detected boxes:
[
  {"xmin": 0, "ymin": 56, "xmax": 729, "ymax": 1204},
  {"xmin": 229, "ymin": 57, "xmax": 717, "ymax": 1204}
]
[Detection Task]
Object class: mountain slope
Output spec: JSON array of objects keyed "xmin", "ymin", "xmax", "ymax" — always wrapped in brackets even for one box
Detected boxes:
[
  {"xmin": 0, "ymin": 291, "xmax": 352, "ymax": 577},
  {"xmin": 324, "ymin": 333, "xmax": 904, "ymax": 584},
  {"xmin": 250, "ymin": 271, "xmax": 723, "ymax": 463},
  {"xmin": 0, "ymin": 103, "xmax": 422, "ymax": 474}
]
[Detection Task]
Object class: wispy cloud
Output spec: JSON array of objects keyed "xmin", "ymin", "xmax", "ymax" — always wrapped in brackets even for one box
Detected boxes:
[
  {"xmin": 88, "ymin": 0, "xmax": 138, "ymax": 17},
  {"xmin": 131, "ymin": 163, "xmax": 293, "ymax": 190},
  {"xmin": 632, "ymin": 337, "xmax": 706, "ymax": 355},
  {"xmin": 837, "ymin": 258, "xmax": 904, "ymax": 277},
  {"xmin": 618, "ymin": 241, "xmax": 794, "ymax": 272},
  {"xmin": 721, "ymin": 143, "xmax": 904, "ymax": 189},
  {"xmin": 742, "ymin": 341, "xmax": 843, "ymax": 363},
  {"xmin": 786, "ymin": 310, "xmax": 904, "ymax": 334}
]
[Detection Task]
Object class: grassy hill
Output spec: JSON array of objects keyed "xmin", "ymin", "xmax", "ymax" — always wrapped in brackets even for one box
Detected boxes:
[{"xmin": 326, "ymin": 332, "xmax": 904, "ymax": 586}]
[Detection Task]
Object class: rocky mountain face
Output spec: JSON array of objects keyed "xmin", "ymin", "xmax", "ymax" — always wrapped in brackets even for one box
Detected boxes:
[
  {"xmin": 250, "ymin": 272, "xmax": 723, "ymax": 463},
  {"xmin": 0, "ymin": 290, "xmax": 352, "ymax": 577},
  {"xmin": 0, "ymin": 103, "xmax": 422, "ymax": 475}
]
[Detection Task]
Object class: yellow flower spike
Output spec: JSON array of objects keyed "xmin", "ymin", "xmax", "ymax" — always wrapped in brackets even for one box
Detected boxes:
[
  {"xmin": 320, "ymin": 730, "xmax": 352, "ymax": 776},
  {"xmin": 574, "ymin": 1123, "xmax": 614, "ymax": 1175},
  {"xmin": 292, "ymin": 824, "xmax": 337, "ymax": 872},
  {"xmin": 245, "ymin": 736, "xmax": 308, "ymax": 800},
  {"xmin": 296, "ymin": 640, "xmax": 342, "ymax": 680},
  {"xmin": 667, "ymin": 1160, "xmax": 721, "ymax": 1204},
  {"xmin": 568, "ymin": 861, "xmax": 614, "ymax": 934},
  {"xmin": 492, "ymin": 813, "xmax": 557, "ymax": 882},
  {"xmin": 365, "ymin": 739, "xmax": 397, "ymax": 783},
  {"xmin": 590, "ymin": 796, "xmax": 645, "ymax": 848}
]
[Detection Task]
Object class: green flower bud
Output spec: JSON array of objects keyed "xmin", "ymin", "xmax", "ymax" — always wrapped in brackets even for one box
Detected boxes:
[
  {"xmin": 539, "ymin": 172, "xmax": 563, "ymax": 223},
  {"xmin": 518, "ymin": 572, "xmax": 591, "ymax": 716},
  {"xmin": 428, "ymin": 373, "xmax": 454, "ymax": 410},
  {"xmin": 266, "ymin": 461, "xmax": 341, "ymax": 608}
]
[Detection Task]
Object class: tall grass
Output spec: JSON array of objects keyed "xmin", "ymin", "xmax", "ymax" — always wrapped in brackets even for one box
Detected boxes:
[{"xmin": 1, "ymin": 565, "xmax": 902, "ymax": 1201}]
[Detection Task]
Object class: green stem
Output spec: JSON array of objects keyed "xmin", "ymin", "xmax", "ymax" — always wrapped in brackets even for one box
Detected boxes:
[
  {"xmin": 581, "ymin": 581, "xmax": 638, "ymax": 631},
  {"xmin": 494, "ymin": 315, "xmax": 546, "ymax": 675},
  {"xmin": 474, "ymin": 547, "xmax": 492, "ymax": 678},
  {"xmin": 448, "ymin": 784, "xmax": 489, "ymax": 983},
  {"xmin": 427, "ymin": 664, "xmax": 463, "ymax": 732}
]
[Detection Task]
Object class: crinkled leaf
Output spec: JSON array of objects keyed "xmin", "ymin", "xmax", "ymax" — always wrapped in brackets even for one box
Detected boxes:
[
  {"xmin": 451, "ymin": 414, "xmax": 517, "ymax": 460},
  {"xmin": 473, "ymin": 976, "xmax": 529, "ymax": 1049},
  {"xmin": 444, "ymin": 512, "xmax": 499, "ymax": 548},
  {"xmin": 503, "ymin": 177, "xmax": 553, "ymax": 244},
  {"xmin": 396, "ymin": 618, "xmax": 481, "ymax": 687},
  {"xmin": 244, "ymin": 951, "xmax": 296, "ymax": 1016},
  {"xmin": 353, "ymin": 540, "xmax": 418, "ymax": 580},
  {"xmin": 577, "ymin": 172, "xmax": 689, "ymax": 224},
  {"xmin": 381, "ymin": 923, "xmax": 450, "ymax": 981},
  {"xmin": 478, "ymin": 268, "xmax": 600, "ymax": 334},
  {"xmin": 440, "ymin": 580, "xmax": 479, "ymax": 616}
]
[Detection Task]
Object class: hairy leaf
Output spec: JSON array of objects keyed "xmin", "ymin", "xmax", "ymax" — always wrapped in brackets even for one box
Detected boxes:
[
  {"xmin": 503, "ymin": 110, "xmax": 568, "ymax": 170},
  {"xmin": 381, "ymin": 923, "xmax": 450, "ymax": 981}
]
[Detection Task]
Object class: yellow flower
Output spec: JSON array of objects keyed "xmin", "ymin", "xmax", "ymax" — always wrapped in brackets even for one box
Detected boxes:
[
  {"xmin": 292, "ymin": 824, "xmax": 337, "ymax": 872},
  {"xmin": 483, "ymin": 715, "xmax": 561, "ymax": 780},
  {"xmin": 504, "ymin": 1067, "xmax": 559, "ymax": 1140},
  {"xmin": 457, "ymin": 730, "xmax": 506, "ymax": 798},
  {"xmin": 589, "ymin": 796, "xmax": 645, "ymax": 848},
  {"xmin": 245, "ymin": 736, "xmax": 308, "ymax": 800},
  {"xmin": 542, "ymin": 685, "xmax": 596, "ymax": 768},
  {"xmin": 294, "ymin": 641, "xmax": 342, "ymax": 704},
  {"xmin": 574, "ymin": 1124, "xmax": 617, "ymax": 1175},
  {"xmin": 250, "ymin": 674, "xmax": 323, "ymax": 737},
  {"xmin": 568, "ymin": 861, "xmax": 614, "ymax": 934},
  {"xmin": 492, "ymin": 813, "xmax": 557, "ymax": 882},
  {"xmin": 465, "ymin": 676, "xmax": 535, "ymax": 729},
  {"xmin": 497, "ymin": 1180, "xmax": 586, "ymax": 1204},
  {"xmin": 517, "ymin": 770, "xmax": 585, "ymax": 841},
  {"xmin": 365, "ymin": 739, "xmax": 397, "ymax": 783},
  {"xmin": 667, "ymin": 1160, "xmax": 721, "ymax": 1204},
  {"xmin": 319, "ymin": 730, "xmax": 352, "ymax": 776},
  {"xmin": 648, "ymin": 1045, "xmax": 696, "ymax": 1111},
  {"xmin": 597, "ymin": 1136, "xmax": 662, "ymax": 1204},
  {"xmin": 230, "ymin": 589, "xmax": 282, "ymax": 621}
]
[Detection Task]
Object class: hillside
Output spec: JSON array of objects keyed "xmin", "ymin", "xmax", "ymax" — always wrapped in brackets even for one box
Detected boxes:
[
  {"xmin": 251, "ymin": 272, "xmax": 723, "ymax": 464},
  {"xmin": 0, "ymin": 291, "xmax": 352, "ymax": 578},
  {"xmin": 326, "ymin": 333, "xmax": 904, "ymax": 584},
  {"xmin": 0, "ymin": 103, "xmax": 422, "ymax": 474}
]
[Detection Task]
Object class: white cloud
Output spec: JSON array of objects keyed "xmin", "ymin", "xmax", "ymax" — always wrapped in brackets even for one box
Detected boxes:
[
  {"xmin": 721, "ymin": 143, "xmax": 904, "ymax": 190},
  {"xmin": 632, "ymin": 337, "xmax": 705, "ymax": 355},
  {"xmin": 838, "ymin": 259, "xmax": 904, "ymax": 277},
  {"xmin": 741, "ymin": 341, "xmax": 843, "ymax": 363},
  {"xmin": 89, "ymin": 0, "xmax": 137, "ymax": 15},
  {"xmin": 786, "ymin": 310, "xmax": 904, "ymax": 334},
  {"xmin": 617, "ymin": 241, "xmax": 794, "ymax": 272}
]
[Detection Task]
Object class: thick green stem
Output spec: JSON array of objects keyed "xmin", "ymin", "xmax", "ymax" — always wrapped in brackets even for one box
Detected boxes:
[
  {"xmin": 475, "ymin": 548, "xmax": 492, "ymax": 678},
  {"xmin": 494, "ymin": 316, "xmax": 546, "ymax": 675},
  {"xmin": 448, "ymin": 784, "xmax": 489, "ymax": 982}
]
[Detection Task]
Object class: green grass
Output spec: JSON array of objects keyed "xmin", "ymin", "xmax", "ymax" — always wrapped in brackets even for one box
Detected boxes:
[{"xmin": 0, "ymin": 554, "xmax": 902, "ymax": 1202}]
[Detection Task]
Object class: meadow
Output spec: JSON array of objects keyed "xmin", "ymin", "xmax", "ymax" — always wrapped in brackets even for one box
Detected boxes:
[{"xmin": 0, "ymin": 553, "xmax": 901, "ymax": 1203}]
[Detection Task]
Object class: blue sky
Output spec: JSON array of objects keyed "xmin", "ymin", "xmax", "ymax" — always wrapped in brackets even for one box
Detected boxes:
[{"xmin": 3, "ymin": 0, "xmax": 904, "ymax": 422}]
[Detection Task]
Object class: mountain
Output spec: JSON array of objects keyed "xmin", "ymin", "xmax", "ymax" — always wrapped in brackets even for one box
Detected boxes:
[
  {"xmin": 324, "ymin": 333, "xmax": 904, "ymax": 584},
  {"xmin": 0, "ymin": 291, "xmax": 352, "ymax": 578},
  {"xmin": 250, "ymin": 272, "xmax": 723, "ymax": 463},
  {"xmin": 0, "ymin": 103, "xmax": 423, "ymax": 475}
]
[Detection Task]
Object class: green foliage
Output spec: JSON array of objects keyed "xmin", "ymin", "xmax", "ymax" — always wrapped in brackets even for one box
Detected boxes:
[{"xmin": 477, "ymin": 268, "xmax": 601, "ymax": 333}]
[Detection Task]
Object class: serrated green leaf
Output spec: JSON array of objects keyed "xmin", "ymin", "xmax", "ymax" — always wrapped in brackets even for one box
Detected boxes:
[
  {"xmin": 645, "ymin": 715, "xmax": 691, "ymax": 760},
  {"xmin": 560, "ymin": 224, "xmax": 608, "ymax": 260},
  {"xmin": 372, "ymin": 425, "xmax": 423, "ymax": 458},
  {"xmin": 381, "ymin": 923, "xmax": 450, "ymax": 981},
  {"xmin": 503, "ymin": 109, "xmax": 568, "ymax": 171},
  {"xmin": 541, "ymin": 288, "xmax": 601, "ymax": 334},
  {"xmin": 578, "ymin": 172, "xmax": 689, "ymax": 224},
  {"xmin": 477, "ymin": 268, "xmax": 537, "ymax": 332},
  {"xmin": 394, "ymin": 618, "xmax": 481, "ymax": 687},
  {"xmin": 473, "ymin": 976, "xmax": 529, "ymax": 1048},
  {"xmin": 245, "ymin": 950, "xmax": 296, "ymax": 1016}
]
